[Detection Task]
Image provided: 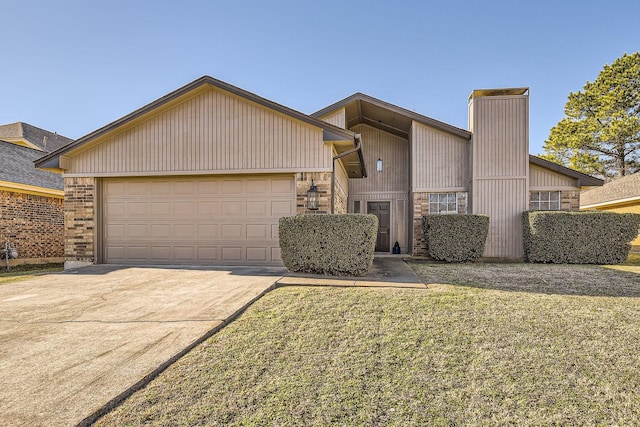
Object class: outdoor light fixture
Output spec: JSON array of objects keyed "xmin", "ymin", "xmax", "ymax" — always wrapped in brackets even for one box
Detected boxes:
[
  {"xmin": 307, "ymin": 179, "xmax": 319, "ymax": 210},
  {"xmin": 376, "ymin": 120, "xmax": 383, "ymax": 172}
]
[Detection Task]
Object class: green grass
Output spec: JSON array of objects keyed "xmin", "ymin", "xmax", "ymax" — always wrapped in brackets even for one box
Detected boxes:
[
  {"xmin": 0, "ymin": 262, "xmax": 64, "ymax": 285},
  {"xmin": 97, "ymin": 261, "xmax": 640, "ymax": 426}
]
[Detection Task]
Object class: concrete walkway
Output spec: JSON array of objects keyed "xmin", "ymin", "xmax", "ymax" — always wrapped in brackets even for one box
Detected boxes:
[
  {"xmin": 279, "ymin": 256, "xmax": 425, "ymax": 289},
  {"xmin": 0, "ymin": 257, "xmax": 423, "ymax": 426}
]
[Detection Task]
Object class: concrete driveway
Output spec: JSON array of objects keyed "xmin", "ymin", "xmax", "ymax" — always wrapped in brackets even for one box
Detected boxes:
[{"xmin": 0, "ymin": 265, "xmax": 286, "ymax": 426}]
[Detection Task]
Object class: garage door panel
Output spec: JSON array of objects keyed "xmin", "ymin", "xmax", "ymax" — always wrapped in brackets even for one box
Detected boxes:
[
  {"xmin": 174, "ymin": 224, "xmax": 196, "ymax": 238},
  {"xmin": 246, "ymin": 201, "xmax": 268, "ymax": 216},
  {"xmin": 222, "ymin": 247, "xmax": 242, "ymax": 261},
  {"xmin": 197, "ymin": 247, "xmax": 218, "ymax": 261},
  {"xmin": 150, "ymin": 202, "xmax": 171, "ymax": 216},
  {"xmin": 127, "ymin": 202, "xmax": 148, "ymax": 216},
  {"xmin": 272, "ymin": 200, "xmax": 294, "ymax": 215},
  {"xmin": 197, "ymin": 201, "xmax": 220, "ymax": 216},
  {"xmin": 197, "ymin": 224, "xmax": 220, "ymax": 239},
  {"xmin": 197, "ymin": 180, "xmax": 220, "ymax": 195},
  {"xmin": 222, "ymin": 180, "xmax": 243, "ymax": 194},
  {"xmin": 246, "ymin": 224, "xmax": 267, "ymax": 239},
  {"xmin": 173, "ymin": 181, "xmax": 196, "ymax": 195},
  {"xmin": 246, "ymin": 179, "xmax": 268, "ymax": 193},
  {"xmin": 103, "ymin": 175, "xmax": 293, "ymax": 265},
  {"xmin": 221, "ymin": 201, "xmax": 244, "ymax": 216},
  {"xmin": 128, "ymin": 224, "xmax": 148, "ymax": 238},
  {"xmin": 222, "ymin": 224, "xmax": 243, "ymax": 239},
  {"xmin": 127, "ymin": 182, "xmax": 148, "ymax": 195},
  {"xmin": 247, "ymin": 247, "xmax": 267, "ymax": 262}
]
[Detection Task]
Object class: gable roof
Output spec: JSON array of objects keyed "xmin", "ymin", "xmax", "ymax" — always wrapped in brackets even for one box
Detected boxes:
[
  {"xmin": 580, "ymin": 172, "xmax": 640, "ymax": 208},
  {"xmin": 0, "ymin": 122, "xmax": 72, "ymax": 152},
  {"xmin": 0, "ymin": 140, "xmax": 63, "ymax": 192},
  {"xmin": 529, "ymin": 156, "xmax": 604, "ymax": 187},
  {"xmin": 312, "ymin": 92, "xmax": 472, "ymax": 140},
  {"xmin": 35, "ymin": 76, "xmax": 360, "ymax": 170}
]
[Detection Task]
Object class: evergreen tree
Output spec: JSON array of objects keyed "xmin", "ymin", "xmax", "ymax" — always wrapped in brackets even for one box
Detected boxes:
[{"xmin": 542, "ymin": 52, "xmax": 640, "ymax": 179}]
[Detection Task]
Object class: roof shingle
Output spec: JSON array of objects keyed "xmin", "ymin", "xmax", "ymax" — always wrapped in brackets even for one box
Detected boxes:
[
  {"xmin": 0, "ymin": 140, "xmax": 63, "ymax": 190},
  {"xmin": 580, "ymin": 172, "xmax": 640, "ymax": 207}
]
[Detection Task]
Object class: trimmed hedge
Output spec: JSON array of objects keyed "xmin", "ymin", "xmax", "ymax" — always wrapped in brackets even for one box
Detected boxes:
[
  {"xmin": 279, "ymin": 214, "xmax": 377, "ymax": 276},
  {"xmin": 523, "ymin": 211, "xmax": 640, "ymax": 264},
  {"xmin": 422, "ymin": 214, "xmax": 489, "ymax": 262}
]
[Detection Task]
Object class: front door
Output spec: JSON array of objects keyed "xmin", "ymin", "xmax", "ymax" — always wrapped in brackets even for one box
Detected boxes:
[{"xmin": 368, "ymin": 201, "xmax": 390, "ymax": 252}]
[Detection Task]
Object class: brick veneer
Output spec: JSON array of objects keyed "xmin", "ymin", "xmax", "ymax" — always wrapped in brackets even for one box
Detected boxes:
[
  {"xmin": 560, "ymin": 190, "xmax": 581, "ymax": 211},
  {"xmin": 296, "ymin": 172, "xmax": 333, "ymax": 215},
  {"xmin": 64, "ymin": 177, "xmax": 95, "ymax": 263},
  {"xmin": 412, "ymin": 191, "xmax": 468, "ymax": 256},
  {"xmin": 0, "ymin": 191, "xmax": 64, "ymax": 258}
]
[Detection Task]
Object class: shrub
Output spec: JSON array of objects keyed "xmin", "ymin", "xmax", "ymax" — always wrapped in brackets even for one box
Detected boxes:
[
  {"xmin": 422, "ymin": 214, "xmax": 489, "ymax": 262},
  {"xmin": 279, "ymin": 214, "xmax": 377, "ymax": 276},
  {"xmin": 522, "ymin": 211, "xmax": 640, "ymax": 264}
]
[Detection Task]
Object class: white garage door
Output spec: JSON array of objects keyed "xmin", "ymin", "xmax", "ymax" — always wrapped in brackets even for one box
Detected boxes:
[{"xmin": 102, "ymin": 175, "xmax": 295, "ymax": 265}]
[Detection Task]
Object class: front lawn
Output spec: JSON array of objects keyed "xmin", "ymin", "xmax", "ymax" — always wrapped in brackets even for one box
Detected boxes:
[{"xmin": 96, "ymin": 261, "xmax": 640, "ymax": 426}]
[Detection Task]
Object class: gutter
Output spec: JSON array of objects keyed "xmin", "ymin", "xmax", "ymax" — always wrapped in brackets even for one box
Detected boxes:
[{"xmin": 331, "ymin": 134, "xmax": 365, "ymax": 214}]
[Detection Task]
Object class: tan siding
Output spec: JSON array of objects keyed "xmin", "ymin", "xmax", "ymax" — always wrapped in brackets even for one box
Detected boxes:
[
  {"xmin": 348, "ymin": 124, "xmax": 409, "ymax": 194},
  {"xmin": 470, "ymin": 94, "xmax": 529, "ymax": 258},
  {"xmin": 474, "ymin": 178, "xmax": 527, "ymax": 258},
  {"xmin": 67, "ymin": 87, "xmax": 330, "ymax": 175},
  {"xmin": 411, "ymin": 121, "xmax": 470, "ymax": 191},
  {"xmin": 319, "ymin": 108, "xmax": 346, "ymax": 129},
  {"xmin": 335, "ymin": 156, "xmax": 349, "ymax": 214},
  {"xmin": 529, "ymin": 164, "xmax": 579, "ymax": 190},
  {"xmin": 473, "ymin": 96, "xmax": 529, "ymax": 178}
]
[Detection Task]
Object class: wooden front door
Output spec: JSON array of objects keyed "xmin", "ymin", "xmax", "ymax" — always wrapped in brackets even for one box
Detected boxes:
[{"xmin": 368, "ymin": 201, "xmax": 390, "ymax": 252}]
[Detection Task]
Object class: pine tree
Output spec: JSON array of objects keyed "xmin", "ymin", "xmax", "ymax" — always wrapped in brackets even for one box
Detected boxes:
[{"xmin": 542, "ymin": 52, "xmax": 640, "ymax": 179}]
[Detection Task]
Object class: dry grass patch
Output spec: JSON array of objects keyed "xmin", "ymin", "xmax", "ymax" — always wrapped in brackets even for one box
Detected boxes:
[
  {"xmin": 0, "ymin": 262, "xmax": 63, "ymax": 285},
  {"xmin": 97, "ymin": 262, "xmax": 640, "ymax": 426}
]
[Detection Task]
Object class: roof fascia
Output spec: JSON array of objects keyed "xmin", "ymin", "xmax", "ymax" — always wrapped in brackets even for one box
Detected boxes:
[
  {"xmin": 312, "ymin": 92, "xmax": 472, "ymax": 140},
  {"xmin": 529, "ymin": 155, "xmax": 604, "ymax": 187}
]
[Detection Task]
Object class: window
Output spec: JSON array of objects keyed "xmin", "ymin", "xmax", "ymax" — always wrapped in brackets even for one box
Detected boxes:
[
  {"xmin": 529, "ymin": 191, "xmax": 561, "ymax": 210},
  {"xmin": 428, "ymin": 192, "xmax": 466, "ymax": 214},
  {"xmin": 353, "ymin": 200, "xmax": 361, "ymax": 214}
]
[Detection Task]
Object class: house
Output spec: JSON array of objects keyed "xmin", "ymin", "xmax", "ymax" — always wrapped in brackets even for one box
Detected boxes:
[
  {"xmin": 0, "ymin": 122, "xmax": 72, "ymax": 260},
  {"xmin": 580, "ymin": 172, "xmax": 640, "ymax": 250},
  {"xmin": 35, "ymin": 76, "xmax": 603, "ymax": 268}
]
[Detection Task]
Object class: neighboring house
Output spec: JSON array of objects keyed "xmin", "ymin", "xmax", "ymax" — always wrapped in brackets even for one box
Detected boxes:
[
  {"xmin": 580, "ymin": 172, "xmax": 640, "ymax": 250},
  {"xmin": 0, "ymin": 122, "xmax": 72, "ymax": 259},
  {"xmin": 35, "ymin": 76, "xmax": 602, "ymax": 267}
]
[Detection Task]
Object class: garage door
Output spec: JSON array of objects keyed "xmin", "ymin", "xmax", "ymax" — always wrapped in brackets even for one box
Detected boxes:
[{"xmin": 102, "ymin": 175, "xmax": 295, "ymax": 265}]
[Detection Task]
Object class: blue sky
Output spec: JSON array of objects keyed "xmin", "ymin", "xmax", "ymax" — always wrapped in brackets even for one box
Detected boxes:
[{"xmin": 2, "ymin": 0, "xmax": 639, "ymax": 155}]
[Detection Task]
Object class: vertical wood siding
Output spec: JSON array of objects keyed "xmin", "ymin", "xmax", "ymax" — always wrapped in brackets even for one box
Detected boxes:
[
  {"xmin": 529, "ymin": 164, "xmax": 578, "ymax": 190},
  {"xmin": 68, "ymin": 87, "xmax": 330, "ymax": 174},
  {"xmin": 411, "ymin": 121, "xmax": 470, "ymax": 191},
  {"xmin": 472, "ymin": 97, "xmax": 529, "ymax": 178},
  {"xmin": 348, "ymin": 124, "xmax": 409, "ymax": 194},
  {"xmin": 473, "ymin": 179, "xmax": 527, "ymax": 258},
  {"xmin": 319, "ymin": 108, "xmax": 346, "ymax": 129},
  {"xmin": 471, "ymin": 94, "xmax": 529, "ymax": 258}
]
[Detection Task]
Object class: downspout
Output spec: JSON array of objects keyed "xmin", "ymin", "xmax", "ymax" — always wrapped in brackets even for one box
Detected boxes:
[{"xmin": 331, "ymin": 134, "xmax": 363, "ymax": 214}]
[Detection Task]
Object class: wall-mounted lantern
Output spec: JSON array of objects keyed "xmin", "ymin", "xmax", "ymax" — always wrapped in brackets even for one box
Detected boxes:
[
  {"xmin": 376, "ymin": 158, "xmax": 383, "ymax": 172},
  {"xmin": 307, "ymin": 179, "xmax": 319, "ymax": 210}
]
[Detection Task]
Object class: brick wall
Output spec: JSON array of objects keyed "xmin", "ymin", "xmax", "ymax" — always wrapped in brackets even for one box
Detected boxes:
[
  {"xmin": 561, "ymin": 190, "xmax": 581, "ymax": 211},
  {"xmin": 64, "ymin": 177, "xmax": 95, "ymax": 263},
  {"xmin": 0, "ymin": 191, "xmax": 64, "ymax": 258},
  {"xmin": 412, "ymin": 191, "xmax": 468, "ymax": 256},
  {"xmin": 296, "ymin": 172, "xmax": 332, "ymax": 215}
]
